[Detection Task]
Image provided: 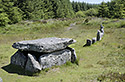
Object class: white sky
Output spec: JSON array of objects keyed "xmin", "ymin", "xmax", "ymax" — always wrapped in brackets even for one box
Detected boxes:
[{"xmin": 70, "ymin": 0, "xmax": 111, "ymax": 4}]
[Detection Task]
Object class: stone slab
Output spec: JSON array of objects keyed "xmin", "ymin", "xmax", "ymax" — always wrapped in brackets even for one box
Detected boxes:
[
  {"xmin": 39, "ymin": 49, "xmax": 72, "ymax": 69},
  {"xmin": 11, "ymin": 50, "xmax": 27, "ymax": 68},
  {"xmin": 12, "ymin": 37, "xmax": 76, "ymax": 53},
  {"xmin": 25, "ymin": 53, "xmax": 41, "ymax": 72}
]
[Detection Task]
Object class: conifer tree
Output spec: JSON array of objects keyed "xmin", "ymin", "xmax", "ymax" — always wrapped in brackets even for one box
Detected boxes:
[
  {"xmin": 108, "ymin": 0, "xmax": 125, "ymax": 18},
  {"xmin": 0, "ymin": 1, "xmax": 10, "ymax": 26},
  {"xmin": 1, "ymin": 0, "xmax": 22, "ymax": 24},
  {"xmin": 56, "ymin": 0, "xmax": 74, "ymax": 18},
  {"xmin": 42, "ymin": 0, "xmax": 55, "ymax": 19},
  {"xmin": 16, "ymin": 0, "xmax": 44, "ymax": 20},
  {"xmin": 98, "ymin": 2, "xmax": 109, "ymax": 17}
]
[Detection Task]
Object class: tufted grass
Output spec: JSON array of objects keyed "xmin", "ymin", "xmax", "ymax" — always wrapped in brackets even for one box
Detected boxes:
[{"xmin": 0, "ymin": 18, "xmax": 125, "ymax": 82}]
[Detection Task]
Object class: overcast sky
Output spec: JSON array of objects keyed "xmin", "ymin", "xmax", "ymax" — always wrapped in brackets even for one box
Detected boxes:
[{"xmin": 70, "ymin": 0, "xmax": 111, "ymax": 4}]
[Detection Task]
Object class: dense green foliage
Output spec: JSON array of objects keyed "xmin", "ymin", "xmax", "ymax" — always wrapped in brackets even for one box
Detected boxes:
[
  {"xmin": 76, "ymin": 11, "xmax": 85, "ymax": 18},
  {"xmin": 0, "ymin": 0, "xmax": 124, "ymax": 26},
  {"xmin": 98, "ymin": 2, "xmax": 109, "ymax": 17},
  {"xmin": 0, "ymin": 0, "xmax": 22, "ymax": 25},
  {"xmin": 71, "ymin": 1, "xmax": 98, "ymax": 12},
  {"xmin": 98, "ymin": 0, "xmax": 125, "ymax": 18},
  {"xmin": 84, "ymin": 8, "xmax": 98, "ymax": 16},
  {"xmin": 72, "ymin": 0, "xmax": 125, "ymax": 18},
  {"xmin": 15, "ymin": 0, "xmax": 74, "ymax": 19},
  {"xmin": 0, "ymin": 0, "xmax": 74, "ymax": 26}
]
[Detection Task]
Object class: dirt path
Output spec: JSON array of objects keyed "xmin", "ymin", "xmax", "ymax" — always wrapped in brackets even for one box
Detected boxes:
[{"xmin": 67, "ymin": 22, "xmax": 76, "ymax": 30}]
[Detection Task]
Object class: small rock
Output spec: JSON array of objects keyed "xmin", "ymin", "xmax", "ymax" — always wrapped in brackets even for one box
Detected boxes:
[
  {"xmin": 70, "ymin": 22, "xmax": 76, "ymax": 27},
  {"xmin": 0, "ymin": 77, "xmax": 2, "ymax": 82},
  {"xmin": 12, "ymin": 37, "xmax": 76, "ymax": 53},
  {"xmin": 39, "ymin": 49, "xmax": 71, "ymax": 69},
  {"xmin": 92, "ymin": 37, "xmax": 96, "ymax": 44},
  {"xmin": 11, "ymin": 50, "xmax": 27, "ymax": 68},
  {"xmin": 83, "ymin": 39, "xmax": 92, "ymax": 47}
]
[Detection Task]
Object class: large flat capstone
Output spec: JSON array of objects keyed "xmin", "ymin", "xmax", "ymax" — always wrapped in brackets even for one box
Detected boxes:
[{"xmin": 12, "ymin": 37, "xmax": 76, "ymax": 53}]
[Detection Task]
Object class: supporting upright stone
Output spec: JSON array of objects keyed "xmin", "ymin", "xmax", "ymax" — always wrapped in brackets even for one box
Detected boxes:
[
  {"xmin": 25, "ymin": 53, "xmax": 41, "ymax": 73},
  {"xmin": 39, "ymin": 49, "xmax": 71, "ymax": 69},
  {"xmin": 92, "ymin": 37, "xmax": 96, "ymax": 44},
  {"xmin": 66, "ymin": 47, "xmax": 77, "ymax": 63},
  {"xmin": 11, "ymin": 50, "xmax": 27, "ymax": 68},
  {"xmin": 83, "ymin": 39, "xmax": 92, "ymax": 47}
]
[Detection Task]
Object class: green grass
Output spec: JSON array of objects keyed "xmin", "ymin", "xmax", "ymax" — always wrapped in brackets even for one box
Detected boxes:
[{"xmin": 0, "ymin": 18, "xmax": 125, "ymax": 82}]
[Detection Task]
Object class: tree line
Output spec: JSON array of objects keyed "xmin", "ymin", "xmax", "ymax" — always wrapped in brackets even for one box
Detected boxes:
[
  {"xmin": 73, "ymin": 0, "xmax": 125, "ymax": 18},
  {"xmin": 98, "ymin": 0, "xmax": 125, "ymax": 18},
  {"xmin": 0, "ymin": 0, "xmax": 74, "ymax": 26},
  {"xmin": 0, "ymin": 0, "xmax": 124, "ymax": 26},
  {"xmin": 71, "ymin": 1, "xmax": 99, "ymax": 12}
]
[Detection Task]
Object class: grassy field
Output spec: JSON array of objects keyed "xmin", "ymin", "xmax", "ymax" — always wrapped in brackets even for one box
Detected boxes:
[{"xmin": 0, "ymin": 18, "xmax": 125, "ymax": 82}]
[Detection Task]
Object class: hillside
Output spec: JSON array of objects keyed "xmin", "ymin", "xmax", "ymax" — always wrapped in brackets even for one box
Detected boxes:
[{"xmin": 0, "ymin": 18, "xmax": 125, "ymax": 82}]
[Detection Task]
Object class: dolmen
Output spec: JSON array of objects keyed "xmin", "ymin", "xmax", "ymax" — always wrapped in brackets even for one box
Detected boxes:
[{"xmin": 11, "ymin": 37, "xmax": 77, "ymax": 73}]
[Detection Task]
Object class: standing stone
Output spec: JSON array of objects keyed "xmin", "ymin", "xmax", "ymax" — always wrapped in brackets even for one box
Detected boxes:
[
  {"xmin": 0, "ymin": 77, "xmax": 2, "ymax": 82},
  {"xmin": 12, "ymin": 37, "xmax": 76, "ymax": 53},
  {"xmin": 100, "ymin": 28, "xmax": 104, "ymax": 33},
  {"xmin": 97, "ymin": 30, "xmax": 104, "ymax": 41},
  {"xmin": 100, "ymin": 24, "xmax": 104, "ymax": 29},
  {"xmin": 25, "ymin": 53, "xmax": 41, "ymax": 73},
  {"xmin": 39, "ymin": 49, "xmax": 71, "ymax": 69},
  {"xmin": 100, "ymin": 24, "xmax": 104, "ymax": 33},
  {"xmin": 92, "ymin": 37, "xmax": 96, "ymax": 44},
  {"xmin": 11, "ymin": 50, "xmax": 27, "ymax": 68},
  {"xmin": 83, "ymin": 39, "xmax": 92, "ymax": 47}
]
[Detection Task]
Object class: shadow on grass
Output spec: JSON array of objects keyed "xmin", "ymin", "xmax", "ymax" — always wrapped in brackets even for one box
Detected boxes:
[{"xmin": 2, "ymin": 64, "xmax": 38, "ymax": 76}]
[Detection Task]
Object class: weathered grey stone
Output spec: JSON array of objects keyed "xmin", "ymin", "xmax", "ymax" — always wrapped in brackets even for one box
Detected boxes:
[
  {"xmin": 100, "ymin": 24, "xmax": 104, "ymax": 29},
  {"xmin": 97, "ymin": 30, "xmax": 101, "ymax": 41},
  {"xmin": 100, "ymin": 24, "xmax": 104, "ymax": 33},
  {"xmin": 83, "ymin": 39, "xmax": 92, "ymax": 46},
  {"xmin": 39, "ymin": 49, "xmax": 71, "ymax": 69},
  {"xmin": 0, "ymin": 77, "xmax": 2, "ymax": 82},
  {"xmin": 100, "ymin": 28, "xmax": 104, "ymax": 33},
  {"xmin": 12, "ymin": 37, "xmax": 76, "ymax": 53},
  {"xmin": 25, "ymin": 53, "xmax": 41, "ymax": 72},
  {"xmin": 11, "ymin": 50, "xmax": 27, "ymax": 68},
  {"xmin": 92, "ymin": 37, "xmax": 96, "ymax": 44},
  {"xmin": 97, "ymin": 30, "xmax": 104, "ymax": 41},
  {"xmin": 70, "ymin": 22, "xmax": 76, "ymax": 27}
]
